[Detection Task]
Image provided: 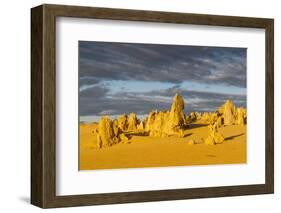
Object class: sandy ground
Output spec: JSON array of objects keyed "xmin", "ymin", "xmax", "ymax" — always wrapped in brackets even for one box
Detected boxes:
[{"xmin": 79, "ymin": 122, "xmax": 246, "ymax": 170}]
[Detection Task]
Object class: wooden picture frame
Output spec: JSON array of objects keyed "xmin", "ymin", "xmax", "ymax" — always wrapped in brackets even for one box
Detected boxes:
[{"xmin": 31, "ymin": 4, "xmax": 274, "ymax": 208}]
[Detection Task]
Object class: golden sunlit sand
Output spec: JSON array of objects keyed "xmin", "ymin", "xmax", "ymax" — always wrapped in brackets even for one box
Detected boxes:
[
  {"xmin": 79, "ymin": 94, "xmax": 247, "ymax": 170},
  {"xmin": 80, "ymin": 121, "xmax": 246, "ymax": 170}
]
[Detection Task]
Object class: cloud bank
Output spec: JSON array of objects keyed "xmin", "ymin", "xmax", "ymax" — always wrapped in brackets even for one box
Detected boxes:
[{"xmin": 79, "ymin": 41, "xmax": 246, "ymax": 120}]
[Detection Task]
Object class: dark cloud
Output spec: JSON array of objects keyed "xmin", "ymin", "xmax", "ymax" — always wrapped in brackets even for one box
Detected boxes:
[
  {"xmin": 78, "ymin": 41, "xmax": 247, "ymax": 118},
  {"xmin": 79, "ymin": 41, "xmax": 246, "ymax": 87},
  {"xmin": 79, "ymin": 96, "xmax": 171, "ymax": 116},
  {"xmin": 80, "ymin": 86, "xmax": 109, "ymax": 98},
  {"xmin": 79, "ymin": 77, "xmax": 100, "ymax": 87},
  {"xmin": 147, "ymin": 87, "xmax": 246, "ymax": 102},
  {"xmin": 79, "ymin": 87, "xmax": 246, "ymax": 117}
]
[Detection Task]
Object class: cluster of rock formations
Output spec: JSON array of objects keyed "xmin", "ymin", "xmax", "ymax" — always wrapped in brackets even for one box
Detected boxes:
[
  {"xmin": 193, "ymin": 100, "xmax": 246, "ymax": 128},
  {"xmin": 195, "ymin": 100, "xmax": 246, "ymax": 145},
  {"xmin": 96, "ymin": 116, "xmax": 129, "ymax": 148},
  {"xmin": 93, "ymin": 93, "xmax": 247, "ymax": 148},
  {"xmin": 218, "ymin": 100, "xmax": 247, "ymax": 126}
]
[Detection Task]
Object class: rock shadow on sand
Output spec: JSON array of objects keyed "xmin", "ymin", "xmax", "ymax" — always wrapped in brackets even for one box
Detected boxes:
[
  {"xmin": 225, "ymin": 133, "xmax": 244, "ymax": 141},
  {"xmin": 183, "ymin": 133, "xmax": 193, "ymax": 138},
  {"xmin": 188, "ymin": 123, "xmax": 208, "ymax": 130},
  {"xmin": 125, "ymin": 131, "xmax": 150, "ymax": 137}
]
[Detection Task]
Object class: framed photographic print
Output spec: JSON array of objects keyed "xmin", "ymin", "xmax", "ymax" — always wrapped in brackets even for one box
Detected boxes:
[{"xmin": 31, "ymin": 4, "xmax": 274, "ymax": 208}]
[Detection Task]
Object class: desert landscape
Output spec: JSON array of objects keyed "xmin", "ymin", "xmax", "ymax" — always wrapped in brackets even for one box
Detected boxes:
[{"xmin": 79, "ymin": 93, "xmax": 247, "ymax": 170}]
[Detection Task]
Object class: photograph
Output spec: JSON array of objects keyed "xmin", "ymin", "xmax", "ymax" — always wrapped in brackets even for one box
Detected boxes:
[
  {"xmin": 79, "ymin": 41, "xmax": 247, "ymax": 170},
  {"xmin": 30, "ymin": 3, "xmax": 274, "ymax": 208}
]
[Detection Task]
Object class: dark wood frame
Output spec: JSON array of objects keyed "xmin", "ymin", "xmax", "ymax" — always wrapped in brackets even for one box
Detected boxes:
[{"xmin": 31, "ymin": 4, "xmax": 274, "ymax": 208}]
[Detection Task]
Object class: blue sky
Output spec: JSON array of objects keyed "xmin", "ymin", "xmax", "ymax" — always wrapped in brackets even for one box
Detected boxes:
[{"xmin": 79, "ymin": 41, "xmax": 246, "ymax": 121}]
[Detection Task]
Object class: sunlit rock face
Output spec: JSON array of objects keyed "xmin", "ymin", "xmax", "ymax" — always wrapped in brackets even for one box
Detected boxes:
[
  {"xmin": 218, "ymin": 100, "xmax": 247, "ymax": 126},
  {"xmin": 167, "ymin": 93, "xmax": 187, "ymax": 128},
  {"xmin": 144, "ymin": 93, "xmax": 187, "ymax": 137},
  {"xmin": 96, "ymin": 116, "xmax": 119, "ymax": 148},
  {"xmin": 205, "ymin": 124, "xmax": 224, "ymax": 145},
  {"xmin": 215, "ymin": 116, "xmax": 223, "ymax": 128},
  {"xmin": 147, "ymin": 111, "xmax": 170, "ymax": 137},
  {"xmin": 236, "ymin": 107, "xmax": 246, "ymax": 125},
  {"xmin": 219, "ymin": 100, "xmax": 237, "ymax": 126},
  {"xmin": 117, "ymin": 114, "xmax": 128, "ymax": 132},
  {"xmin": 96, "ymin": 116, "xmax": 129, "ymax": 148}
]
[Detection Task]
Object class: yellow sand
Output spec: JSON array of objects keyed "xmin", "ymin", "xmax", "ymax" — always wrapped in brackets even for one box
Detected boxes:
[{"xmin": 79, "ymin": 122, "xmax": 246, "ymax": 170}]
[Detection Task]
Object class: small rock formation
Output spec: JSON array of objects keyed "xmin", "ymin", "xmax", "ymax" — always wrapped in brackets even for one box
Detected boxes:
[
  {"xmin": 96, "ymin": 116, "xmax": 129, "ymax": 148},
  {"xmin": 137, "ymin": 121, "xmax": 145, "ymax": 130},
  {"xmin": 96, "ymin": 116, "xmax": 120, "ymax": 148},
  {"xmin": 201, "ymin": 112, "xmax": 211, "ymax": 123},
  {"xmin": 218, "ymin": 100, "xmax": 247, "ymax": 126},
  {"xmin": 120, "ymin": 133, "xmax": 130, "ymax": 143},
  {"xmin": 146, "ymin": 111, "xmax": 169, "ymax": 137},
  {"xmin": 127, "ymin": 113, "xmax": 138, "ymax": 131},
  {"xmin": 200, "ymin": 111, "xmax": 221, "ymax": 125},
  {"xmin": 187, "ymin": 112, "xmax": 201, "ymax": 123},
  {"xmin": 117, "ymin": 114, "xmax": 128, "ymax": 132},
  {"xmin": 145, "ymin": 111, "xmax": 155, "ymax": 132},
  {"xmin": 236, "ymin": 107, "xmax": 246, "ymax": 125},
  {"xmin": 219, "ymin": 100, "xmax": 237, "ymax": 126},
  {"xmin": 195, "ymin": 112, "xmax": 202, "ymax": 120},
  {"xmin": 205, "ymin": 124, "xmax": 224, "ymax": 145},
  {"xmin": 215, "ymin": 116, "xmax": 223, "ymax": 128}
]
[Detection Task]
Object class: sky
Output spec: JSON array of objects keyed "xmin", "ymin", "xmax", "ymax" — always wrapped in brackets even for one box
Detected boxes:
[{"xmin": 79, "ymin": 41, "xmax": 246, "ymax": 122}]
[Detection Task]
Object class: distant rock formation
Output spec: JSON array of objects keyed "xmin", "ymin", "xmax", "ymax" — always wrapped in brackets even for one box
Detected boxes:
[
  {"xmin": 218, "ymin": 100, "xmax": 247, "ymax": 126},
  {"xmin": 236, "ymin": 107, "xmax": 246, "ymax": 125},
  {"xmin": 198, "ymin": 100, "xmax": 246, "ymax": 127},
  {"xmin": 117, "ymin": 114, "xmax": 128, "ymax": 131},
  {"xmin": 137, "ymin": 121, "xmax": 145, "ymax": 130},
  {"xmin": 127, "ymin": 113, "xmax": 138, "ymax": 131},
  {"xmin": 201, "ymin": 112, "xmax": 211, "ymax": 123},
  {"xmin": 187, "ymin": 112, "xmax": 201, "ymax": 123},
  {"xmin": 219, "ymin": 100, "xmax": 237, "ymax": 125}
]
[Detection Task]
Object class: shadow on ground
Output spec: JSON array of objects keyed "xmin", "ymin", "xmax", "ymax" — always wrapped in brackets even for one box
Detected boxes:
[
  {"xmin": 188, "ymin": 123, "xmax": 208, "ymax": 130},
  {"xmin": 225, "ymin": 133, "xmax": 244, "ymax": 141}
]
